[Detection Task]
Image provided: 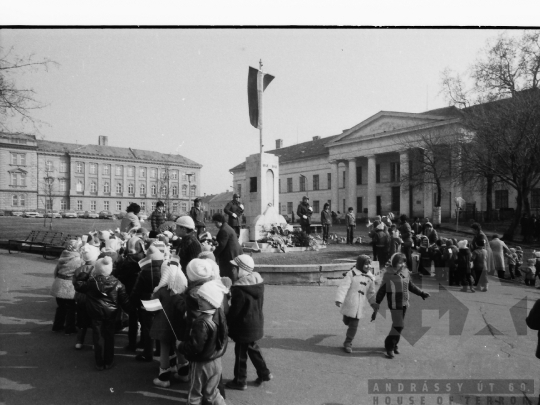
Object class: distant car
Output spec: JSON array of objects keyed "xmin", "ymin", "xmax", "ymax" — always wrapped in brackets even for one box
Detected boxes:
[
  {"xmin": 62, "ymin": 211, "xmax": 78, "ymax": 218},
  {"xmin": 76, "ymin": 211, "xmax": 86, "ymax": 218},
  {"xmin": 12, "ymin": 211, "xmax": 24, "ymax": 217},
  {"xmin": 34, "ymin": 212, "xmax": 44, "ymax": 218},
  {"xmin": 84, "ymin": 211, "xmax": 99, "ymax": 219},
  {"xmin": 0, "ymin": 210, "xmax": 4, "ymax": 216},
  {"xmin": 46, "ymin": 211, "xmax": 62, "ymax": 218},
  {"xmin": 24, "ymin": 211, "xmax": 40, "ymax": 218},
  {"xmin": 99, "ymin": 210, "xmax": 115, "ymax": 219}
]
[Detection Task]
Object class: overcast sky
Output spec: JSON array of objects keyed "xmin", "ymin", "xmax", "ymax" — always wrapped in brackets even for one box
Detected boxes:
[{"xmin": 1, "ymin": 29, "xmax": 515, "ymax": 195}]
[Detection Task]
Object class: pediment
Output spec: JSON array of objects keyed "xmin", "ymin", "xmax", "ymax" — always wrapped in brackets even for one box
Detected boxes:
[
  {"xmin": 328, "ymin": 112, "xmax": 451, "ymax": 145},
  {"xmin": 8, "ymin": 167, "xmax": 28, "ymax": 174}
]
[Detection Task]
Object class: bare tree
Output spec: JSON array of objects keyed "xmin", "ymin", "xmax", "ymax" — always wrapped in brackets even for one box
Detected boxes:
[
  {"xmin": 0, "ymin": 46, "xmax": 57, "ymax": 132},
  {"xmin": 441, "ymin": 30, "xmax": 540, "ymax": 240},
  {"xmin": 40, "ymin": 167, "xmax": 56, "ymax": 229}
]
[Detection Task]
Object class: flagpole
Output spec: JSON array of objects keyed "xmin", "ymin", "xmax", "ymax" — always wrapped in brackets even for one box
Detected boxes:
[{"xmin": 258, "ymin": 59, "xmax": 264, "ymax": 157}]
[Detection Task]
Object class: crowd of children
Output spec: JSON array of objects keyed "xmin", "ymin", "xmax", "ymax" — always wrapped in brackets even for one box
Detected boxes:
[{"xmin": 49, "ymin": 216, "xmax": 272, "ymax": 405}]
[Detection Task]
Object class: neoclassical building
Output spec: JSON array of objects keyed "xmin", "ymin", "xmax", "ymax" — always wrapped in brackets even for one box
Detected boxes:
[
  {"xmin": 230, "ymin": 106, "xmax": 529, "ymax": 222},
  {"xmin": 1, "ymin": 134, "xmax": 202, "ymax": 214}
]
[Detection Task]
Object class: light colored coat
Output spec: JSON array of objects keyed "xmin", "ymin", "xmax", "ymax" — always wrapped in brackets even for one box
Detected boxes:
[
  {"xmin": 335, "ymin": 269, "xmax": 376, "ymax": 319},
  {"xmin": 490, "ymin": 238, "xmax": 510, "ymax": 276}
]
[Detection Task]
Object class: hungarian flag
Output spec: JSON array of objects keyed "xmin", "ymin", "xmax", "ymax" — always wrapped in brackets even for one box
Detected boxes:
[
  {"xmin": 141, "ymin": 299, "xmax": 163, "ymax": 312},
  {"xmin": 248, "ymin": 66, "xmax": 275, "ymax": 128}
]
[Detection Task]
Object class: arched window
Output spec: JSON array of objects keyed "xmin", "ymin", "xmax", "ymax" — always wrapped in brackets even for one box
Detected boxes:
[
  {"xmin": 90, "ymin": 182, "xmax": 97, "ymax": 193},
  {"xmin": 128, "ymin": 183, "xmax": 134, "ymax": 194},
  {"xmin": 151, "ymin": 184, "xmax": 157, "ymax": 196},
  {"xmin": 76, "ymin": 181, "xmax": 83, "ymax": 192},
  {"xmin": 116, "ymin": 183, "xmax": 122, "ymax": 193},
  {"xmin": 182, "ymin": 185, "xmax": 187, "ymax": 197},
  {"xmin": 104, "ymin": 182, "xmax": 110, "ymax": 193},
  {"xmin": 140, "ymin": 184, "xmax": 146, "ymax": 195},
  {"xmin": 190, "ymin": 185, "xmax": 196, "ymax": 197},
  {"xmin": 172, "ymin": 185, "xmax": 178, "ymax": 196},
  {"xmin": 12, "ymin": 195, "xmax": 18, "ymax": 206}
]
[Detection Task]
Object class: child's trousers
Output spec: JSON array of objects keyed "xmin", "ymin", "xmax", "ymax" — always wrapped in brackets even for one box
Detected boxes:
[
  {"xmin": 343, "ymin": 316, "xmax": 359, "ymax": 347},
  {"xmin": 233, "ymin": 341, "xmax": 271, "ymax": 385},
  {"xmin": 188, "ymin": 358, "xmax": 225, "ymax": 405},
  {"xmin": 346, "ymin": 226, "xmax": 355, "ymax": 244}
]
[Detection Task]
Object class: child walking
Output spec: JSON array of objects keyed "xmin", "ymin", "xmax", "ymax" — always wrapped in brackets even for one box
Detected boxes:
[
  {"xmin": 457, "ymin": 240, "xmax": 475, "ymax": 292},
  {"xmin": 373, "ymin": 253, "xmax": 430, "ymax": 358},
  {"xmin": 523, "ymin": 259, "xmax": 537, "ymax": 286},
  {"xmin": 505, "ymin": 248, "xmax": 518, "ymax": 279},
  {"xmin": 335, "ymin": 255, "xmax": 378, "ymax": 353},
  {"xmin": 177, "ymin": 281, "xmax": 228, "ymax": 405},
  {"xmin": 345, "ymin": 207, "xmax": 356, "ymax": 245},
  {"xmin": 226, "ymin": 255, "xmax": 273, "ymax": 390}
]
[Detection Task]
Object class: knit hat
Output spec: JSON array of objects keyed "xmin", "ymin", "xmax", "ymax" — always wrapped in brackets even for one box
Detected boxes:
[
  {"xmin": 198, "ymin": 232, "xmax": 213, "ymax": 243},
  {"xmin": 424, "ymin": 222, "xmax": 433, "ymax": 228},
  {"xmin": 230, "ymin": 254, "xmax": 255, "ymax": 273},
  {"xmin": 94, "ymin": 256, "xmax": 113, "ymax": 276},
  {"xmin": 445, "ymin": 239, "xmax": 453, "ymax": 247},
  {"xmin": 103, "ymin": 237, "xmax": 120, "ymax": 252},
  {"xmin": 376, "ymin": 223, "xmax": 385, "ymax": 230},
  {"xmin": 162, "ymin": 231, "xmax": 174, "ymax": 239},
  {"xmin": 457, "ymin": 240, "xmax": 468, "ymax": 249},
  {"xmin": 152, "ymin": 240, "xmax": 167, "ymax": 254},
  {"xmin": 82, "ymin": 244, "xmax": 100, "ymax": 263},
  {"xmin": 153, "ymin": 262, "xmax": 188, "ymax": 294},
  {"xmin": 197, "ymin": 280, "xmax": 225, "ymax": 309},
  {"xmin": 186, "ymin": 258, "xmax": 214, "ymax": 281},
  {"xmin": 87, "ymin": 234, "xmax": 100, "ymax": 247},
  {"xmin": 475, "ymin": 238, "xmax": 485, "ymax": 247},
  {"xmin": 528, "ymin": 258, "xmax": 536, "ymax": 266},
  {"xmin": 516, "ymin": 246, "xmax": 523, "ymax": 252},
  {"xmin": 146, "ymin": 245, "xmax": 164, "ymax": 261},
  {"xmin": 65, "ymin": 239, "xmax": 80, "ymax": 252},
  {"xmin": 98, "ymin": 230, "xmax": 111, "ymax": 241},
  {"xmin": 355, "ymin": 254, "xmax": 371, "ymax": 272},
  {"xmin": 176, "ymin": 215, "xmax": 195, "ymax": 230}
]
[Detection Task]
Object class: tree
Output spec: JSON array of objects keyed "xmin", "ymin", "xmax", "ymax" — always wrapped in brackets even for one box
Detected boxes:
[
  {"xmin": 0, "ymin": 46, "xmax": 57, "ymax": 132},
  {"xmin": 156, "ymin": 162, "xmax": 175, "ymax": 220},
  {"xmin": 441, "ymin": 30, "xmax": 540, "ymax": 240},
  {"xmin": 40, "ymin": 166, "xmax": 56, "ymax": 229}
]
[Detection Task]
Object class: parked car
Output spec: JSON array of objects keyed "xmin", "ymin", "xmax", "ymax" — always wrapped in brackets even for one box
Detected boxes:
[
  {"xmin": 46, "ymin": 211, "xmax": 62, "ymax": 218},
  {"xmin": 99, "ymin": 210, "xmax": 116, "ymax": 219},
  {"xmin": 62, "ymin": 211, "xmax": 78, "ymax": 218},
  {"xmin": 12, "ymin": 211, "xmax": 24, "ymax": 217},
  {"xmin": 0, "ymin": 210, "xmax": 5, "ymax": 216},
  {"xmin": 24, "ymin": 211, "xmax": 40, "ymax": 218},
  {"xmin": 83, "ymin": 211, "xmax": 99, "ymax": 219},
  {"xmin": 76, "ymin": 211, "xmax": 86, "ymax": 218}
]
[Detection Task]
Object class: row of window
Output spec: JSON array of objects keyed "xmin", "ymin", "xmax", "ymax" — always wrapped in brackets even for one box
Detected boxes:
[
  {"xmin": 72, "ymin": 162, "xmax": 195, "ymax": 181},
  {"xmin": 491, "ymin": 189, "xmax": 540, "ymax": 209},
  {"xmin": 73, "ymin": 200, "xmax": 191, "ymax": 213},
  {"xmin": 74, "ymin": 181, "xmax": 196, "ymax": 196}
]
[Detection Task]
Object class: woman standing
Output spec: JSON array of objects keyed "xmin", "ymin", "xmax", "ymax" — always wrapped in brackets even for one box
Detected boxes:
[
  {"xmin": 470, "ymin": 223, "xmax": 495, "ymax": 275},
  {"xmin": 489, "ymin": 234, "xmax": 510, "ymax": 279}
]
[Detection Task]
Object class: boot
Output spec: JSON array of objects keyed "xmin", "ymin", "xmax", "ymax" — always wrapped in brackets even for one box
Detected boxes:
[
  {"xmin": 173, "ymin": 362, "xmax": 190, "ymax": 382},
  {"xmin": 153, "ymin": 367, "xmax": 171, "ymax": 388}
]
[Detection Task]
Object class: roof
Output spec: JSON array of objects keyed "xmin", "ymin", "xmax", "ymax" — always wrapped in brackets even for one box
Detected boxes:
[
  {"xmin": 209, "ymin": 191, "xmax": 234, "ymax": 204},
  {"xmin": 419, "ymin": 106, "xmax": 463, "ymax": 118},
  {"xmin": 36, "ymin": 140, "xmax": 201, "ymax": 167},
  {"xmin": 197, "ymin": 194, "xmax": 217, "ymax": 204},
  {"xmin": 230, "ymin": 134, "xmax": 341, "ymax": 172}
]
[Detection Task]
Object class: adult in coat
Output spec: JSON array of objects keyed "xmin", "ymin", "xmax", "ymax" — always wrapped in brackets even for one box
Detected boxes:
[
  {"xmin": 470, "ymin": 223, "xmax": 495, "ymax": 275},
  {"xmin": 212, "ymin": 213, "xmax": 243, "ymax": 280},
  {"xmin": 224, "ymin": 193, "xmax": 244, "ymax": 238},
  {"xmin": 489, "ymin": 234, "xmax": 510, "ymax": 279},
  {"xmin": 296, "ymin": 196, "xmax": 313, "ymax": 234},
  {"xmin": 398, "ymin": 215, "xmax": 413, "ymax": 271},
  {"xmin": 189, "ymin": 198, "xmax": 206, "ymax": 237}
]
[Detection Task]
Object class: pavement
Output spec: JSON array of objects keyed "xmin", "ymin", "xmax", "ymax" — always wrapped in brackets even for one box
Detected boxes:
[{"xmin": 1, "ymin": 249, "xmax": 540, "ymax": 405}]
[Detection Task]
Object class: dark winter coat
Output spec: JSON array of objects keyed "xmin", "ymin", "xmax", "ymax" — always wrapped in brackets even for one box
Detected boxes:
[
  {"xmin": 457, "ymin": 248, "xmax": 472, "ymax": 275},
  {"xmin": 150, "ymin": 287, "xmax": 186, "ymax": 344},
  {"xmin": 151, "ymin": 209, "xmax": 166, "ymax": 232},
  {"xmin": 189, "ymin": 207, "xmax": 206, "ymax": 228},
  {"xmin": 224, "ymin": 200, "xmax": 244, "ymax": 227},
  {"xmin": 73, "ymin": 263, "xmax": 96, "ymax": 303},
  {"xmin": 114, "ymin": 252, "xmax": 144, "ymax": 294},
  {"xmin": 75, "ymin": 274, "xmax": 130, "ymax": 321},
  {"xmin": 131, "ymin": 259, "xmax": 163, "ymax": 303},
  {"xmin": 178, "ymin": 307, "xmax": 228, "ymax": 362},
  {"xmin": 296, "ymin": 202, "xmax": 312, "ymax": 226},
  {"xmin": 320, "ymin": 210, "xmax": 332, "ymax": 226},
  {"xmin": 213, "ymin": 223, "xmax": 243, "ymax": 280},
  {"xmin": 398, "ymin": 222, "xmax": 413, "ymax": 247},
  {"xmin": 375, "ymin": 268, "xmax": 427, "ymax": 310},
  {"xmin": 227, "ymin": 272, "xmax": 265, "ymax": 343},
  {"xmin": 526, "ymin": 299, "xmax": 540, "ymax": 359},
  {"xmin": 176, "ymin": 232, "xmax": 202, "ymax": 273}
]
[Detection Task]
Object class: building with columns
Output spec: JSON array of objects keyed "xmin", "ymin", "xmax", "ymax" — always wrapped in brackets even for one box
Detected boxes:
[
  {"xmin": 230, "ymin": 106, "xmax": 534, "ymax": 222},
  {"xmin": 1, "ymin": 133, "xmax": 202, "ymax": 215}
]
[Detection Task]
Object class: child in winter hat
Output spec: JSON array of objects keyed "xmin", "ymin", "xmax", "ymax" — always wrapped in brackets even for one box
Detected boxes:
[
  {"xmin": 186, "ymin": 258, "xmax": 214, "ymax": 282},
  {"xmin": 94, "ymin": 256, "xmax": 113, "ymax": 277}
]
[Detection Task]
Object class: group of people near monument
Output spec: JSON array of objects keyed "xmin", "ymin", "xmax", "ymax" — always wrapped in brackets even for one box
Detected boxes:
[{"xmin": 49, "ymin": 199, "xmax": 272, "ymax": 405}]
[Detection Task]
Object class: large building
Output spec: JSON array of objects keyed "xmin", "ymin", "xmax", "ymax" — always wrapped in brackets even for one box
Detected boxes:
[
  {"xmin": 230, "ymin": 107, "xmax": 533, "ymax": 222},
  {"xmin": 1, "ymin": 133, "xmax": 202, "ymax": 214}
]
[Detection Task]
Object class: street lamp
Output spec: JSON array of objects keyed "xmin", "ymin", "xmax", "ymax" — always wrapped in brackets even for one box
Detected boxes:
[
  {"xmin": 299, "ymin": 174, "xmax": 308, "ymax": 198},
  {"xmin": 186, "ymin": 173, "xmax": 195, "ymax": 212}
]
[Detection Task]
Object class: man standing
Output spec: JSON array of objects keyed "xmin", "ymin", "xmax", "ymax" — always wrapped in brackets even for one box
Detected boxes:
[
  {"xmin": 212, "ymin": 213, "xmax": 243, "ymax": 280},
  {"xmin": 150, "ymin": 201, "xmax": 166, "ymax": 238},
  {"xmin": 189, "ymin": 198, "xmax": 206, "ymax": 237},
  {"xmin": 296, "ymin": 196, "xmax": 313, "ymax": 234},
  {"xmin": 224, "ymin": 193, "xmax": 244, "ymax": 239}
]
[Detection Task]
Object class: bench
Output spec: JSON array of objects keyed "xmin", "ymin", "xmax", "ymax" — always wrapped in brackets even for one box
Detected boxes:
[
  {"xmin": 8, "ymin": 231, "xmax": 71, "ymax": 260},
  {"xmin": 43, "ymin": 234, "xmax": 76, "ymax": 260}
]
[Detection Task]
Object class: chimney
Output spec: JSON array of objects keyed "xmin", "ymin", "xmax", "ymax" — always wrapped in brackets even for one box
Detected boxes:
[
  {"xmin": 313, "ymin": 136, "xmax": 321, "ymax": 141},
  {"xmin": 275, "ymin": 139, "xmax": 283, "ymax": 149},
  {"xmin": 98, "ymin": 135, "xmax": 108, "ymax": 146}
]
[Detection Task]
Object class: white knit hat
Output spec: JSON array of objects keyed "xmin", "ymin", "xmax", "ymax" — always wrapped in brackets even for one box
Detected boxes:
[
  {"xmin": 186, "ymin": 258, "xmax": 214, "ymax": 281},
  {"xmin": 98, "ymin": 230, "xmax": 111, "ymax": 241},
  {"xmin": 82, "ymin": 244, "xmax": 100, "ymax": 263},
  {"xmin": 154, "ymin": 262, "xmax": 188, "ymax": 294},
  {"xmin": 176, "ymin": 215, "xmax": 195, "ymax": 230},
  {"xmin": 376, "ymin": 223, "xmax": 385, "ymax": 230},
  {"xmin": 146, "ymin": 245, "xmax": 164, "ymax": 261},
  {"xmin": 230, "ymin": 254, "xmax": 255, "ymax": 273},
  {"xmin": 94, "ymin": 256, "xmax": 113, "ymax": 276},
  {"xmin": 457, "ymin": 240, "xmax": 468, "ymax": 249},
  {"xmin": 197, "ymin": 280, "xmax": 225, "ymax": 309}
]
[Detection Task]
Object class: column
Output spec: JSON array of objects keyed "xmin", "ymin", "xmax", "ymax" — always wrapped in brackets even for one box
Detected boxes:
[
  {"xmin": 399, "ymin": 150, "xmax": 410, "ymax": 217},
  {"xmin": 347, "ymin": 158, "xmax": 356, "ymax": 212},
  {"xmin": 367, "ymin": 155, "xmax": 377, "ymax": 217},
  {"xmin": 423, "ymin": 150, "xmax": 434, "ymax": 221},
  {"xmin": 330, "ymin": 160, "xmax": 339, "ymax": 213}
]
